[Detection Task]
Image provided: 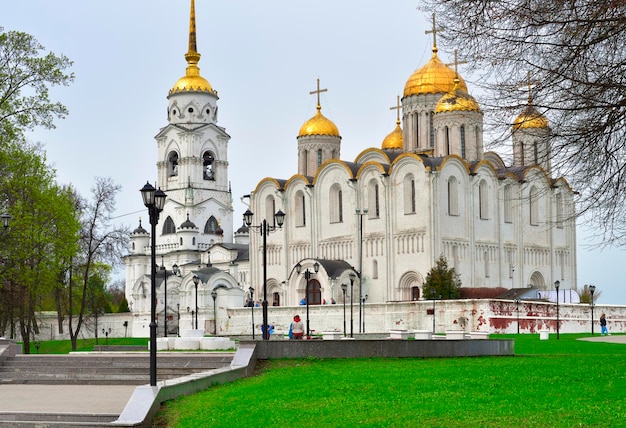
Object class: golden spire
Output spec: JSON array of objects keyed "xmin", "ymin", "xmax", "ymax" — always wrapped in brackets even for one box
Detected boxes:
[
  {"xmin": 425, "ymin": 13, "xmax": 443, "ymax": 55},
  {"xmin": 170, "ymin": 0, "xmax": 214, "ymax": 94}
]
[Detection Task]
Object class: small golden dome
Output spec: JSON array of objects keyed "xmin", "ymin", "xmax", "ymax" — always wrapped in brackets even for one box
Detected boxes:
[
  {"xmin": 382, "ymin": 120, "xmax": 403, "ymax": 150},
  {"xmin": 404, "ymin": 51, "xmax": 468, "ymax": 97},
  {"xmin": 298, "ymin": 105, "xmax": 340, "ymax": 137},
  {"xmin": 435, "ymin": 80, "xmax": 481, "ymax": 113},
  {"xmin": 513, "ymin": 106, "xmax": 549, "ymax": 129}
]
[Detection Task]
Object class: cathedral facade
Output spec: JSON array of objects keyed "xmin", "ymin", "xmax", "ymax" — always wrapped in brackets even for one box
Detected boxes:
[{"xmin": 248, "ymin": 39, "xmax": 576, "ymax": 310}]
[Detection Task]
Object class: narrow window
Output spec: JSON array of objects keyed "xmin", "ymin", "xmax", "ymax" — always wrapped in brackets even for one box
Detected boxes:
[
  {"xmin": 162, "ymin": 216, "xmax": 176, "ymax": 234},
  {"xmin": 556, "ymin": 193, "xmax": 564, "ymax": 228},
  {"xmin": 460, "ymin": 125, "xmax": 466, "ymax": 158},
  {"xmin": 203, "ymin": 151, "xmax": 215, "ymax": 180},
  {"xmin": 317, "ymin": 149, "xmax": 323, "ymax": 167},
  {"xmin": 479, "ymin": 180, "xmax": 489, "ymax": 220},
  {"xmin": 429, "ymin": 112, "xmax": 435, "ymax": 147},
  {"xmin": 529, "ymin": 186, "xmax": 538, "ymax": 225},
  {"xmin": 168, "ymin": 152, "xmax": 179, "ymax": 176},
  {"xmin": 533, "ymin": 142, "xmax": 539, "ymax": 165},
  {"xmin": 504, "ymin": 185, "xmax": 513, "ymax": 224},
  {"xmin": 447, "ymin": 177, "xmax": 459, "ymax": 216},
  {"xmin": 445, "ymin": 126, "xmax": 450, "ymax": 155}
]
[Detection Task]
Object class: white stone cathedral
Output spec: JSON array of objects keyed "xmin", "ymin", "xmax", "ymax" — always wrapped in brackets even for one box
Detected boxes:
[
  {"xmin": 249, "ymin": 32, "xmax": 577, "ymax": 310},
  {"xmin": 125, "ymin": 2, "xmax": 577, "ymax": 337}
]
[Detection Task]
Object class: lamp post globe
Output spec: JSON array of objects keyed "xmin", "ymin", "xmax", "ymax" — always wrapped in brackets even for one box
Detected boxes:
[{"xmin": 192, "ymin": 275, "xmax": 200, "ymax": 330}]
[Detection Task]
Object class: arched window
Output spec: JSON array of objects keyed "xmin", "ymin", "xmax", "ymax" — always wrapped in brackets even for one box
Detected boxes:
[
  {"xmin": 203, "ymin": 151, "xmax": 215, "ymax": 180},
  {"xmin": 168, "ymin": 152, "xmax": 179, "ymax": 176},
  {"xmin": 460, "ymin": 125, "xmax": 466, "ymax": 158},
  {"xmin": 479, "ymin": 180, "xmax": 489, "ymax": 220},
  {"xmin": 330, "ymin": 184, "xmax": 343, "ymax": 223},
  {"xmin": 445, "ymin": 126, "xmax": 450, "ymax": 155},
  {"xmin": 162, "ymin": 216, "xmax": 176, "ymax": 235},
  {"xmin": 403, "ymin": 175, "xmax": 416, "ymax": 214},
  {"xmin": 317, "ymin": 149, "xmax": 323, "ymax": 167},
  {"xmin": 504, "ymin": 185, "xmax": 513, "ymax": 224},
  {"xmin": 204, "ymin": 216, "xmax": 218, "ymax": 234},
  {"xmin": 295, "ymin": 190, "xmax": 306, "ymax": 227},
  {"xmin": 192, "ymin": 237, "xmax": 196, "ymax": 246},
  {"xmin": 372, "ymin": 260, "xmax": 378, "ymax": 279},
  {"xmin": 368, "ymin": 179, "xmax": 380, "ymax": 218},
  {"xmin": 529, "ymin": 186, "xmax": 539, "ymax": 225},
  {"xmin": 429, "ymin": 112, "xmax": 435, "ymax": 147},
  {"xmin": 447, "ymin": 176, "xmax": 459, "ymax": 216},
  {"xmin": 533, "ymin": 142, "xmax": 539, "ymax": 165}
]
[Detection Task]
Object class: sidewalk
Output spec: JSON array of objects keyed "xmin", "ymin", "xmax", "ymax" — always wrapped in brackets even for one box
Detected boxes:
[
  {"xmin": 0, "ymin": 384, "xmax": 136, "ymax": 414},
  {"xmin": 578, "ymin": 334, "xmax": 626, "ymax": 344}
]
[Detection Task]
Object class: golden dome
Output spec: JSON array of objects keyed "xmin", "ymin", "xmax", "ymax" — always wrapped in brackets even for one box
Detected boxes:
[
  {"xmin": 382, "ymin": 119, "xmax": 403, "ymax": 150},
  {"xmin": 404, "ymin": 50, "xmax": 468, "ymax": 97},
  {"xmin": 513, "ymin": 105, "xmax": 549, "ymax": 129},
  {"xmin": 169, "ymin": 0, "xmax": 215, "ymax": 95},
  {"xmin": 435, "ymin": 79, "xmax": 481, "ymax": 113},
  {"xmin": 298, "ymin": 105, "xmax": 340, "ymax": 138}
]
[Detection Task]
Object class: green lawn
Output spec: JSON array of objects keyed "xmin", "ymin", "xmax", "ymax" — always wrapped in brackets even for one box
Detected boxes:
[{"xmin": 153, "ymin": 334, "xmax": 626, "ymax": 427}]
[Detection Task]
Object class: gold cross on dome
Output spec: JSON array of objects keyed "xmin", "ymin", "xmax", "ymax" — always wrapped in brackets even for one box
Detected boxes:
[
  {"xmin": 446, "ymin": 49, "xmax": 467, "ymax": 77},
  {"xmin": 309, "ymin": 78, "xmax": 328, "ymax": 108},
  {"xmin": 389, "ymin": 95, "xmax": 402, "ymax": 122},
  {"xmin": 425, "ymin": 13, "xmax": 443, "ymax": 51}
]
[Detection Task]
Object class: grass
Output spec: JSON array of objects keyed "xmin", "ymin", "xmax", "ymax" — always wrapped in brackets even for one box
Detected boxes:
[
  {"xmin": 23, "ymin": 337, "xmax": 148, "ymax": 354},
  {"xmin": 153, "ymin": 334, "xmax": 626, "ymax": 427}
]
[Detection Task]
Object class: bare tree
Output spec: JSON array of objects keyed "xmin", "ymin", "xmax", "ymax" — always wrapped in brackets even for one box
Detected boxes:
[
  {"xmin": 422, "ymin": 1, "xmax": 626, "ymax": 245},
  {"xmin": 67, "ymin": 177, "xmax": 129, "ymax": 351}
]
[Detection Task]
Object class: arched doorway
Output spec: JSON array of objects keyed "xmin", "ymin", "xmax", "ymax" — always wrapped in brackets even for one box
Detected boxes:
[{"xmin": 307, "ymin": 279, "xmax": 322, "ymax": 305}]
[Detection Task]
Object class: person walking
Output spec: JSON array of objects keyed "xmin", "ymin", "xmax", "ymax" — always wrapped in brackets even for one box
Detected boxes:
[
  {"xmin": 600, "ymin": 313, "xmax": 609, "ymax": 336},
  {"xmin": 290, "ymin": 315, "xmax": 304, "ymax": 340}
]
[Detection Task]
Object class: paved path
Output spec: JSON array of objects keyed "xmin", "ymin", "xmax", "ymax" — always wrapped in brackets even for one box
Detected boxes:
[
  {"xmin": 0, "ymin": 384, "xmax": 136, "ymax": 414},
  {"xmin": 577, "ymin": 334, "xmax": 626, "ymax": 344}
]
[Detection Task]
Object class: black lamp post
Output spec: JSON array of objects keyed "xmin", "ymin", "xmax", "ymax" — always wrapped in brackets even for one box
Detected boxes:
[
  {"xmin": 515, "ymin": 298, "xmax": 520, "ymax": 334},
  {"xmin": 192, "ymin": 275, "xmax": 200, "ymax": 330},
  {"xmin": 1, "ymin": 211, "xmax": 9, "ymax": 229},
  {"xmin": 243, "ymin": 208, "xmax": 285, "ymax": 340},
  {"xmin": 211, "ymin": 289, "xmax": 218, "ymax": 335},
  {"xmin": 171, "ymin": 264, "xmax": 181, "ymax": 336},
  {"xmin": 554, "ymin": 280, "xmax": 560, "ymax": 340},
  {"xmin": 160, "ymin": 257, "xmax": 168, "ymax": 337},
  {"xmin": 341, "ymin": 283, "xmax": 347, "ymax": 337},
  {"xmin": 432, "ymin": 296, "xmax": 436, "ymax": 334},
  {"xmin": 295, "ymin": 261, "xmax": 320, "ymax": 338},
  {"xmin": 362, "ymin": 294, "xmax": 368, "ymax": 333},
  {"xmin": 176, "ymin": 303, "xmax": 180, "ymax": 337},
  {"xmin": 356, "ymin": 209, "xmax": 367, "ymax": 333},
  {"xmin": 349, "ymin": 273, "xmax": 355, "ymax": 337},
  {"xmin": 249, "ymin": 286, "xmax": 255, "ymax": 339},
  {"xmin": 140, "ymin": 181, "xmax": 167, "ymax": 387},
  {"xmin": 589, "ymin": 284, "xmax": 596, "ymax": 335}
]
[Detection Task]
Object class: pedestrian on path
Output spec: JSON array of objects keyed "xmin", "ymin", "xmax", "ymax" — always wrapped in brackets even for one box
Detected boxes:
[{"xmin": 600, "ymin": 313, "xmax": 610, "ymax": 335}]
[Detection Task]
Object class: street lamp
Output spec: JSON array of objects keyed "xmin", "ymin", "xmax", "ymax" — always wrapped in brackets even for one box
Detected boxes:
[
  {"xmin": 589, "ymin": 285, "xmax": 596, "ymax": 335},
  {"xmin": 192, "ymin": 275, "xmax": 200, "ymax": 330},
  {"xmin": 296, "ymin": 261, "xmax": 320, "ymax": 338},
  {"xmin": 432, "ymin": 295, "xmax": 436, "ymax": 334},
  {"xmin": 1, "ymin": 211, "xmax": 10, "ymax": 229},
  {"xmin": 160, "ymin": 257, "xmax": 168, "ymax": 337},
  {"xmin": 356, "ymin": 208, "xmax": 367, "ymax": 333},
  {"xmin": 176, "ymin": 303, "xmax": 180, "ymax": 337},
  {"xmin": 243, "ymin": 208, "xmax": 285, "ymax": 340},
  {"xmin": 341, "ymin": 283, "xmax": 347, "ymax": 337},
  {"xmin": 249, "ymin": 286, "xmax": 255, "ymax": 339},
  {"xmin": 349, "ymin": 273, "xmax": 355, "ymax": 338},
  {"xmin": 515, "ymin": 299, "xmax": 520, "ymax": 334},
  {"xmin": 211, "ymin": 289, "xmax": 218, "ymax": 335},
  {"xmin": 362, "ymin": 294, "xmax": 368, "ymax": 333},
  {"xmin": 554, "ymin": 280, "xmax": 560, "ymax": 340},
  {"xmin": 140, "ymin": 181, "xmax": 167, "ymax": 387}
]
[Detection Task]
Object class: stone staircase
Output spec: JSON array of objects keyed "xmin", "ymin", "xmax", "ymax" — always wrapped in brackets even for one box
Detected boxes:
[
  {"xmin": 0, "ymin": 351, "xmax": 236, "ymax": 427},
  {"xmin": 0, "ymin": 352, "xmax": 234, "ymax": 385}
]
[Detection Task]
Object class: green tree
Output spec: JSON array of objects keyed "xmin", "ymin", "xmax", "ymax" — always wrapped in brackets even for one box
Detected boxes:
[
  {"xmin": 422, "ymin": 1, "xmax": 626, "ymax": 245},
  {"xmin": 423, "ymin": 254, "xmax": 461, "ymax": 300},
  {"xmin": 67, "ymin": 177, "xmax": 129, "ymax": 351},
  {"xmin": 0, "ymin": 142, "xmax": 80, "ymax": 353},
  {"xmin": 0, "ymin": 28, "xmax": 73, "ymax": 140}
]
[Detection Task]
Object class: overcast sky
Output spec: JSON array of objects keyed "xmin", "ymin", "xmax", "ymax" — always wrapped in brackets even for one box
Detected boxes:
[{"xmin": 4, "ymin": 1, "xmax": 624, "ymax": 305}]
